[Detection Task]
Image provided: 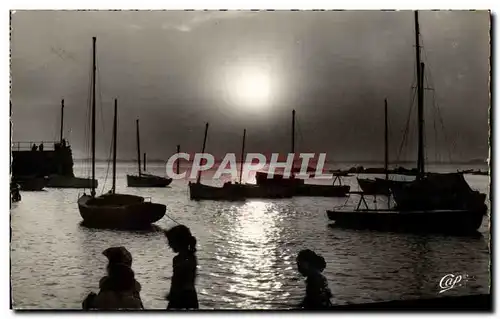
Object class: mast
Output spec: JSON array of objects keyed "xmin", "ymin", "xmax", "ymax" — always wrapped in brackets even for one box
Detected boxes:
[
  {"xmin": 176, "ymin": 144, "xmax": 180, "ymax": 175},
  {"xmin": 414, "ymin": 10, "xmax": 425, "ymax": 179},
  {"xmin": 418, "ymin": 62, "xmax": 425, "ymax": 177},
  {"xmin": 112, "ymin": 99, "xmax": 117, "ymax": 194},
  {"xmin": 60, "ymin": 99, "xmax": 64, "ymax": 143},
  {"xmin": 291, "ymin": 109, "xmax": 296, "ymax": 153},
  {"xmin": 239, "ymin": 129, "xmax": 246, "ymax": 184},
  {"xmin": 144, "ymin": 153, "xmax": 146, "ymax": 172},
  {"xmin": 384, "ymin": 98, "xmax": 389, "ymax": 182},
  {"xmin": 91, "ymin": 37, "xmax": 96, "ymax": 197},
  {"xmin": 197, "ymin": 123, "xmax": 209, "ymax": 184},
  {"xmin": 136, "ymin": 119, "xmax": 141, "ymax": 176}
]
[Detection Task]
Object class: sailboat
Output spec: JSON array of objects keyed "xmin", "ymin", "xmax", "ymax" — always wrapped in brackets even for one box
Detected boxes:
[
  {"xmin": 326, "ymin": 11, "xmax": 487, "ymax": 235},
  {"xmin": 188, "ymin": 123, "xmax": 246, "ymax": 201},
  {"xmin": 256, "ymin": 109, "xmax": 350, "ymax": 197},
  {"xmin": 77, "ymin": 37, "xmax": 166, "ymax": 229},
  {"xmin": 126, "ymin": 119, "xmax": 173, "ymax": 187},
  {"xmin": 46, "ymin": 99, "xmax": 99, "ymax": 189},
  {"xmin": 237, "ymin": 129, "xmax": 293, "ymax": 199},
  {"xmin": 357, "ymin": 99, "xmax": 410, "ymax": 195}
]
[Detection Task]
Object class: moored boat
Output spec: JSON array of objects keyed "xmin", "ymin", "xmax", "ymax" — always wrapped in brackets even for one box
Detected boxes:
[
  {"xmin": 127, "ymin": 173, "xmax": 172, "ymax": 188},
  {"xmin": 188, "ymin": 123, "xmax": 246, "ymax": 201},
  {"xmin": 77, "ymin": 37, "xmax": 166, "ymax": 229},
  {"xmin": 78, "ymin": 193, "xmax": 166, "ymax": 228},
  {"xmin": 126, "ymin": 119, "xmax": 172, "ymax": 188},
  {"xmin": 188, "ymin": 181, "xmax": 246, "ymax": 201},
  {"xmin": 326, "ymin": 11, "xmax": 487, "ymax": 235},
  {"xmin": 326, "ymin": 205, "xmax": 486, "ymax": 235},
  {"xmin": 256, "ymin": 110, "xmax": 350, "ymax": 197}
]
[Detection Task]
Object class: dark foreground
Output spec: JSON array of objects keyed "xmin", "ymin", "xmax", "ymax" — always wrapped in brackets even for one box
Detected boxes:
[
  {"xmin": 329, "ymin": 294, "xmax": 491, "ymax": 311},
  {"xmin": 13, "ymin": 294, "xmax": 491, "ymax": 311}
]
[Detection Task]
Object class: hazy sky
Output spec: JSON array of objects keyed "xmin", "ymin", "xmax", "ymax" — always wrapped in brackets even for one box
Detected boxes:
[{"xmin": 10, "ymin": 10, "xmax": 490, "ymax": 162}]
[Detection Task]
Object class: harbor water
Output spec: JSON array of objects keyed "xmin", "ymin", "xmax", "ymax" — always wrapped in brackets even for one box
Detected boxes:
[{"xmin": 10, "ymin": 163, "xmax": 490, "ymax": 309}]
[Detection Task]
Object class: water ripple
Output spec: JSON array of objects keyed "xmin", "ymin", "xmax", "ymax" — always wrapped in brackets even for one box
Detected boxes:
[{"xmin": 10, "ymin": 164, "xmax": 491, "ymax": 309}]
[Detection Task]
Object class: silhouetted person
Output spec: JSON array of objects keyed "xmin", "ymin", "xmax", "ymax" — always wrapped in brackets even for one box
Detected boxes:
[
  {"xmin": 164, "ymin": 225, "xmax": 199, "ymax": 310},
  {"xmin": 31, "ymin": 144, "xmax": 37, "ymax": 151},
  {"xmin": 82, "ymin": 247, "xmax": 143, "ymax": 310},
  {"xmin": 10, "ymin": 181, "xmax": 20, "ymax": 202},
  {"xmin": 296, "ymin": 249, "xmax": 333, "ymax": 309},
  {"xmin": 39, "ymin": 143, "xmax": 44, "ymax": 151},
  {"xmin": 83, "ymin": 263, "xmax": 143, "ymax": 310},
  {"xmin": 62, "ymin": 139, "xmax": 66, "ymax": 147}
]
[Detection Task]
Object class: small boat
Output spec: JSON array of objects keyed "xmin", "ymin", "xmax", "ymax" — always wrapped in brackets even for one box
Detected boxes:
[
  {"xmin": 256, "ymin": 110, "xmax": 350, "ymax": 197},
  {"xmin": 13, "ymin": 176, "xmax": 46, "ymax": 191},
  {"xmin": 188, "ymin": 181, "xmax": 245, "ymax": 201},
  {"xmin": 78, "ymin": 192, "xmax": 166, "ymax": 229},
  {"xmin": 188, "ymin": 123, "xmax": 246, "ymax": 201},
  {"xmin": 127, "ymin": 119, "xmax": 172, "ymax": 188},
  {"xmin": 327, "ymin": 201, "xmax": 486, "ymax": 235},
  {"xmin": 237, "ymin": 129, "xmax": 293, "ymax": 199},
  {"xmin": 77, "ymin": 37, "xmax": 166, "ymax": 229},
  {"xmin": 127, "ymin": 172, "xmax": 172, "ymax": 188}
]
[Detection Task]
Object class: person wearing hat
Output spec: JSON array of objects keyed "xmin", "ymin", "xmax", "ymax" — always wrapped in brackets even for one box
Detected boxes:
[
  {"xmin": 82, "ymin": 247, "xmax": 144, "ymax": 310},
  {"xmin": 296, "ymin": 249, "xmax": 333, "ymax": 309}
]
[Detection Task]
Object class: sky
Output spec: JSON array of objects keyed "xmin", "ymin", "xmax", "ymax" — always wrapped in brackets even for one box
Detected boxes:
[{"xmin": 10, "ymin": 10, "xmax": 490, "ymax": 162}]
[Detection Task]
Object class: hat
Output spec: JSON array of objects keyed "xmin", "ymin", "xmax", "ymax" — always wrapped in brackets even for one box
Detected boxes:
[{"xmin": 102, "ymin": 246, "xmax": 133, "ymax": 266}]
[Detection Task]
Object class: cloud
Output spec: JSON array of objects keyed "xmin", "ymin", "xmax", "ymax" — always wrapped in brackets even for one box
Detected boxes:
[{"xmin": 162, "ymin": 11, "xmax": 255, "ymax": 32}]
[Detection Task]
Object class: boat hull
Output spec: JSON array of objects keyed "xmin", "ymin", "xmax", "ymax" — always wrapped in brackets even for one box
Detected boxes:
[
  {"xmin": 255, "ymin": 172, "xmax": 304, "ymax": 187},
  {"xmin": 127, "ymin": 174, "xmax": 172, "ymax": 187},
  {"xmin": 295, "ymin": 184, "xmax": 350, "ymax": 197},
  {"xmin": 46, "ymin": 175, "xmax": 98, "ymax": 188},
  {"xmin": 357, "ymin": 178, "xmax": 409, "ymax": 195},
  {"xmin": 78, "ymin": 193, "xmax": 166, "ymax": 229},
  {"xmin": 14, "ymin": 176, "xmax": 46, "ymax": 191},
  {"xmin": 241, "ymin": 184, "xmax": 294, "ymax": 199},
  {"xmin": 256, "ymin": 172, "xmax": 349, "ymax": 197},
  {"xmin": 188, "ymin": 182, "xmax": 246, "ymax": 201},
  {"xmin": 326, "ymin": 205, "xmax": 487, "ymax": 235}
]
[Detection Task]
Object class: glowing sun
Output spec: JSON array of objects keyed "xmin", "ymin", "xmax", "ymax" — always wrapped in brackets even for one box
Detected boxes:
[{"xmin": 224, "ymin": 67, "xmax": 273, "ymax": 110}]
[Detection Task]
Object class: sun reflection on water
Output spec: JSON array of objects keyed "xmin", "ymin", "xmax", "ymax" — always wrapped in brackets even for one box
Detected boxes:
[{"xmin": 214, "ymin": 201, "xmax": 290, "ymax": 309}]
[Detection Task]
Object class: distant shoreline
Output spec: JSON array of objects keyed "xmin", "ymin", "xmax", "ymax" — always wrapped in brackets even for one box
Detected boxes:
[{"xmin": 73, "ymin": 158, "xmax": 488, "ymax": 165}]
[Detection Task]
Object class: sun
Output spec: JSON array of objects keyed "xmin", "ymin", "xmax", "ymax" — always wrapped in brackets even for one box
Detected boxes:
[{"xmin": 223, "ymin": 66, "xmax": 273, "ymax": 110}]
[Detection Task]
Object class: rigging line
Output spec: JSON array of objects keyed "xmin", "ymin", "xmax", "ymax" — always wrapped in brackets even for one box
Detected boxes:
[
  {"xmin": 432, "ymin": 94, "xmax": 439, "ymax": 163},
  {"xmin": 396, "ymin": 84, "xmax": 417, "ymax": 162},
  {"xmin": 433, "ymin": 89, "xmax": 453, "ymax": 162},
  {"xmin": 396, "ymin": 61, "xmax": 418, "ymax": 161},
  {"xmin": 95, "ymin": 55, "xmax": 112, "ymax": 188},
  {"xmin": 164, "ymin": 213, "xmax": 181, "ymax": 225},
  {"xmin": 83, "ymin": 47, "xmax": 93, "ymax": 190},
  {"xmin": 421, "ymin": 52, "xmax": 453, "ymax": 162}
]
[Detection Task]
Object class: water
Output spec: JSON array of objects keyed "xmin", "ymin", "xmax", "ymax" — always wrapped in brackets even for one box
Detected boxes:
[{"xmin": 10, "ymin": 163, "xmax": 490, "ymax": 309}]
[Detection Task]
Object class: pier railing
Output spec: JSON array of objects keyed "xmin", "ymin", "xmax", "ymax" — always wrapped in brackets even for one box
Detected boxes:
[{"xmin": 12, "ymin": 141, "xmax": 68, "ymax": 151}]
